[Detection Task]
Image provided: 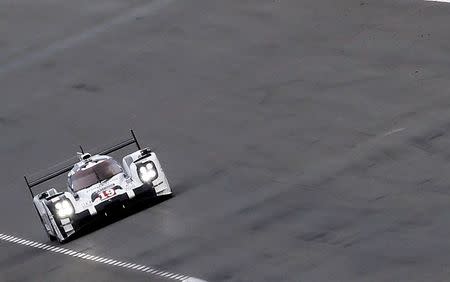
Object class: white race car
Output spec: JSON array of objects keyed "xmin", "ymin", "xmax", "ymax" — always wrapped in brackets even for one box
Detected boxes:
[{"xmin": 24, "ymin": 130, "xmax": 172, "ymax": 243}]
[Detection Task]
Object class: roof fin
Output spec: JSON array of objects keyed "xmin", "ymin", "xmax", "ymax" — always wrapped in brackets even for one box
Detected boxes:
[{"xmin": 77, "ymin": 152, "xmax": 91, "ymax": 161}]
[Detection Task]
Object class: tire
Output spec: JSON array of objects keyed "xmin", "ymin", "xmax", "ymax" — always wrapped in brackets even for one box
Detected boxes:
[
  {"xmin": 49, "ymin": 218, "xmax": 67, "ymax": 244},
  {"xmin": 38, "ymin": 215, "xmax": 57, "ymax": 241},
  {"xmin": 56, "ymin": 235, "xmax": 66, "ymax": 244},
  {"xmin": 47, "ymin": 231, "xmax": 57, "ymax": 242},
  {"xmin": 49, "ymin": 216, "xmax": 67, "ymax": 244}
]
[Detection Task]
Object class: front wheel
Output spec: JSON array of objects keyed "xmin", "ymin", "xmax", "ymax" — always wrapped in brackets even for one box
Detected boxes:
[
  {"xmin": 47, "ymin": 231, "xmax": 57, "ymax": 242},
  {"xmin": 38, "ymin": 214, "xmax": 57, "ymax": 241},
  {"xmin": 49, "ymin": 217, "xmax": 69, "ymax": 244},
  {"xmin": 56, "ymin": 235, "xmax": 66, "ymax": 244}
]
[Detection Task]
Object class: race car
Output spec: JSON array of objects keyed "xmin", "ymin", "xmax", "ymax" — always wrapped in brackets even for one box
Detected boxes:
[{"xmin": 24, "ymin": 130, "xmax": 172, "ymax": 243}]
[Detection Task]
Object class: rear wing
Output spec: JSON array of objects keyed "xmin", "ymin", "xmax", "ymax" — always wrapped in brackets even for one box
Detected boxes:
[{"xmin": 24, "ymin": 129, "xmax": 142, "ymax": 198}]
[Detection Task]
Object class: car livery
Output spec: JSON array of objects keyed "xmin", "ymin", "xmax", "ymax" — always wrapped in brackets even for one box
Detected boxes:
[{"xmin": 24, "ymin": 130, "xmax": 172, "ymax": 243}]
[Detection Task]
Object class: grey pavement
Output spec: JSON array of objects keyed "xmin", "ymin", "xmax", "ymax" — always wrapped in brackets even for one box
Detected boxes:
[{"xmin": 1, "ymin": 0, "xmax": 450, "ymax": 281}]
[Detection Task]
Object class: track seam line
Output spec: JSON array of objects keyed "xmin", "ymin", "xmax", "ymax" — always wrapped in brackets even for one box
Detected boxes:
[{"xmin": 0, "ymin": 0, "xmax": 175, "ymax": 77}]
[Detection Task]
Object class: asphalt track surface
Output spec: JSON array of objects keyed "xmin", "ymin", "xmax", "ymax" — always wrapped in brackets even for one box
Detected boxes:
[{"xmin": 2, "ymin": 0, "xmax": 450, "ymax": 281}]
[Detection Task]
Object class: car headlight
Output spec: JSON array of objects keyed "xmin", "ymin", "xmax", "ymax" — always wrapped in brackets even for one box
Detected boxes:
[
  {"xmin": 54, "ymin": 199, "xmax": 74, "ymax": 218},
  {"xmin": 138, "ymin": 161, "xmax": 158, "ymax": 183}
]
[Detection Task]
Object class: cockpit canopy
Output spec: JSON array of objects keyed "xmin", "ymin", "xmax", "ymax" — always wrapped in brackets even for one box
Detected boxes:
[{"xmin": 68, "ymin": 159, "xmax": 122, "ymax": 192}]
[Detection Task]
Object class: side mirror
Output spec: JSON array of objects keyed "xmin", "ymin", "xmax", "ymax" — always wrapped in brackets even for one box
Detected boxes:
[{"xmin": 38, "ymin": 192, "xmax": 48, "ymax": 200}]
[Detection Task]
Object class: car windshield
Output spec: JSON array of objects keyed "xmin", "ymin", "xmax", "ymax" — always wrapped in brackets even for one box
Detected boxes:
[{"xmin": 70, "ymin": 159, "xmax": 122, "ymax": 192}]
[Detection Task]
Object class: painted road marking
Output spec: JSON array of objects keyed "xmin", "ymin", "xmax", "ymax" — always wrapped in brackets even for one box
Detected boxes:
[
  {"xmin": 0, "ymin": 233, "xmax": 206, "ymax": 282},
  {"xmin": 425, "ymin": 0, "xmax": 450, "ymax": 2},
  {"xmin": 0, "ymin": 0, "xmax": 175, "ymax": 77}
]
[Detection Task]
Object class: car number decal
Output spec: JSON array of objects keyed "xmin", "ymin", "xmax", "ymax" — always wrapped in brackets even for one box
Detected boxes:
[{"xmin": 99, "ymin": 188, "xmax": 116, "ymax": 200}]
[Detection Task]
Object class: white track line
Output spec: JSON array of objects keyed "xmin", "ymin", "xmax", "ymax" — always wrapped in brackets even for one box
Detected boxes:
[{"xmin": 0, "ymin": 233, "xmax": 206, "ymax": 282}]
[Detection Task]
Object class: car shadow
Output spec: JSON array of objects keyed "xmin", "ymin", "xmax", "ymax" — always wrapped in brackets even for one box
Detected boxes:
[{"xmin": 61, "ymin": 195, "xmax": 173, "ymax": 243}]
